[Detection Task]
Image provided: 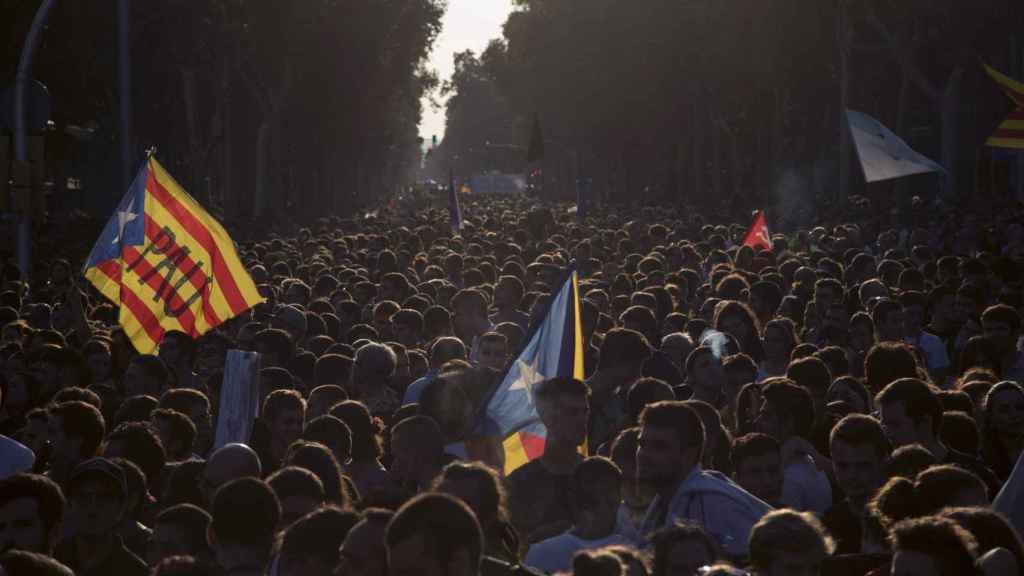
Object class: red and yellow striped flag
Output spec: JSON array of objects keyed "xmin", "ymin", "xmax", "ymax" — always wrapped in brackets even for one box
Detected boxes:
[
  {"xmin": 983, "ymin": 63, "xmax": 1024, "ymax": 150},
  {"xmin": 83, "ymin": 156, "xmax": 263, "ymax": 353}
]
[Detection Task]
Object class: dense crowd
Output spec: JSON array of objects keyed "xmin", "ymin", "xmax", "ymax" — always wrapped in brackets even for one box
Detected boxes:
[{"xmin": 1, "ymin": 194, "xmax": 1024, "ymax": 576}]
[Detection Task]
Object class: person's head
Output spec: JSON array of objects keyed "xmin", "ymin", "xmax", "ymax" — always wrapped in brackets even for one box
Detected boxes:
[
  {"xmin": 427, "ymin": 336, "xmax": 467, "ymax": 370},
  {"xmin": 865, "ymin": 342, "xmax": 921, "ymax": 394},
  {"xmin": 451, "ymin": 288, "xmax": 490, "ymax": 340},
  {"xmin": 872, "ymin": 298, "xmax": 905, "ymax": 342},
  {"xmin": 390, "ymin": 416, "xmax": 444, "ymax": 490},
  {"xmin": 983, "ymin": 381, "xmax": 1024, "ymax": 442},
  {"xmin": 151, "ymin": 409, "xmax": 197, "ymax": 462},
  {"xmin": 762, "ymin": 318, "xmax": 798, "ymax": 362},
  {"xmin": 158, "ymin": 330, "xmax": 198, "ymax": 373},
  {"xmin": 637, "ymin": 401, "xmax": 704, "ymax": 492},
  {"xmin": 876, "ymin": 378, "xmax": 942, "ymax": 448},
  {"xmin": 883, "ymin": 443, "xmax": 938, "ymax": 481},
  {"xmin": 627, "ymin": 378, "xmax": 676, "ymax": 424},
  {"xmin": 888, "ymin": 516, "xmax": 978, "ymax": 576},
  {"xmin": 338, "ymin": 508, "xmax": 393, "ymax": 576},
  {"xmin": 730, "ymin": 433, "xmax": 782, "ymax": 507},
  {"xmin": 981, "ymin": 304, "xmax": 1021, "ymax": 357},
  {"xmin": 65, "ymin": 458, "xmax": 128, "ymax": 537},
  {"xmin": 123, "ymin": 354, "xmax": 171, "ymax": 398},
  {"xmin": 786, "ymin": 356, "xmax": 832, "ymax": 420},
  {"xmin": 685, "ymin": 346, "xmax": 726, "ymax": 404},
  {"xmin": 353, "ymin": 342, "xmax": 397, "ymax": 398},
  {"xmin": 940, "ymin": 507, "xmax": 1024, "ymax": 573},
  {"xmin": 149, "ymin": 504, "xmax": 212, "ymax": 566},
  {"xmin": 209, "ymin": 478, "xmax": 280, "ymax": 567},
  {"xmin": 267, "ymin": 466, "xmax": 325, "ymax": 529},
  {"xmin": 567, "ymin": 457, "xmax": 622, "ymax": 528},
  {"xmin": 48, "ymin": 401, "xmax": 106, "ymax": 477},
  {"xmin": 756, "ymin": 378, "xmax": 814, "ymax": 443},
  {"xmin": 301, "ymin": 415, "xmax": 353, "ymax": 466},
  {"xmin": 159, "ymin": 389, "xmax": 213, "ymax": 455},
  {"xmin": 102, "ymin": 421, "xmax": 166, "ymax": 489},
  {"xmin": 0, "ymin": 550, "xmax": 74, "ymax": 576},
  {"xmin": 262, "ymin": 389, "xmax": 306, "ymax": 454},
  {"xmin": 283, "ymin": 441, "xmax": 348, "ymax": 507},
  {"xmin": 826, "ymin": 376, "xmax": 871, "ymax": 414},
  {"xmin": 749, "ymin": 510, "xmax": 835, "ymax": 576},
  {"xmin": 306, "ymin": 384, "xmax": 349, "ymax": 420},
  {"xmin": 278, "ymin": 506, "xmax": 360, "ymax": 576},
  {"xmin": 431, "ymin": 461, "xmax": 505, "ymax": 532},
  {"xmin": 254, "ymin": 328, "xmax": 295, "ymax": 369},
  {"xmin": 534, "ymin": 377, "xmax": 591, "ymax": 448},
  {"xmin": 385, "ymin": 493, "xmax": 483, "ymax": 576},
  {"xmin": 313, "ymin": 352, "xmax": 354, "ymax": 391},
  {"xmin": 477, "ymin": 332, "xmax": 508, "ymax": 372},
  {"xmin": 201, "ymin": 443, "xmax": 262, "ymax": 505},
  {"xmin": 391, "ymin": 309, "xmax": 424, "ymax": 349},
  {"xmin": 572, "ymin": 549, "xmax": 627, "ymax": 576},
  {"xmin": 598, "ymin": 328, "xmax": 652, "ymax": 380},
  {"xmin": 0, "ymin": 474, "xmax": 65, "ymax": 554},
  {"xmin": 650, "ymin": 521, "xmax": 719, "ymax": 576},
  {"xmin": 829, "ymin": 414, "xmax": 891, "ymax": 507}
]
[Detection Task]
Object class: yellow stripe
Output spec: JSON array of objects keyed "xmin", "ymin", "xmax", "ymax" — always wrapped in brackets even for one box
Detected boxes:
[
  {"xmin": 143, "ymin": 197, "xmax": 228, "ymax": 326},
  {"xmin": 150, "ymin": 160, "xmax": 263, "ymax": 307},
  {"xmin": 987, "ymin": 137, "xmax": 1024, "ymax": 150},
  {"xmin": 999, "ymin": 120, "xmax": 1024, "ymax": 130},
  {"xmin": 503, "ymin": 435, "xmax": 529, "ymax": 476},
  {"xmin": 571, "ymin": 271, "xmax": 584, "ymax": 381},
  {"xmin": 984, "ymin": 63, "xmax": 1024, "ymax": 97},
  {"xmin": 122, "ymin": 249, "xmax": 203, "ymax": 336},
  {"xmin": 84, "ymin": 267, "xmax": 120, "ymax": 306}
]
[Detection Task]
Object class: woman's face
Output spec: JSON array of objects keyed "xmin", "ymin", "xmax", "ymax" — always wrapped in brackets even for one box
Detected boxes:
[{"xmin": 988, "ymin": 389, "xmax": 1024, "ymax": 437}]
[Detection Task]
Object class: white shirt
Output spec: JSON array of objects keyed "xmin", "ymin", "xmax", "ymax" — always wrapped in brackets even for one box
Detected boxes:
[{"xmin": 524, "ymin": 530, "xmax": 632, "ymax": 574}]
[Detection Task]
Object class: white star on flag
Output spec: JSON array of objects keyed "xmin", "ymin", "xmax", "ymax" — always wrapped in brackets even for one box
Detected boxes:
[
  {"xmin": 113, "ymin": 197, "xmax": 138, "ymax": 244},
  {"xmin": 508, "ymin": 356, "xmax": 545, "ymax": 406}
]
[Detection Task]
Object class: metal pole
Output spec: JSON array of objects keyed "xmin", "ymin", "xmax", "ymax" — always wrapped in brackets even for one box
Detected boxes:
[
  {"xmin": 118, "ymin": 0, "xmax": 133, "ymax": 192},
  {"xmin": 13, "ymin": 0, "xmax": 58, "ymax": 282}
]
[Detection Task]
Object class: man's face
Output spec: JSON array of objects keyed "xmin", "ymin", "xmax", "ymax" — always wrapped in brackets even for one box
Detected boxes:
[
  {"xmin": 891, "ymin": 550, "xmax": 938, "ymax": 576},
  {"xmin": 148, "ymin": 521, "xmax": 191, "ymax": 565},
  {"xmin": 21, "ymin": 417, "xmax": 49, "ymax": 456},
  {"xmin": 393, "ymin": 323, "xmax": 418, "ymax": 348},
  {"xmin": 879, "ymin": 309, "xmax": 905, "ymax": 341},
  {"xmin": 814, "ymin": 285, "xmax": 839, "ymax": 314},
  {"xmin": 983, "ymin": 319, "xmax": 1016, "ymax": 356},
  {"xmin": 691, "ymin": 353, "xmax": 725, "ymax": 400},
  {"xmin": 879, "ymin": 401, "xmax": 924, "ymax": 448},
  {"xmin": 185, "ymin": 402, "xmax": 214, "ymax": 456},
  {"xmin": 68, "ymin": 477, "xmax": 124, "ymax": 536},
  {"xmin": 637, "ymin": 424, "xmax": 690, "ymax": 489},
  {"xmin": 539, "ymin": 395, "xmax": 589, "ymax": 448},
  {"xmin": 734, "ymin": 451, "xmax": 782, "ymax": 506},
  {"xmin": 755, "ymin": 401, "xmax": 786, "ymax": 442},
  {"xmin": 903, "ymin": 304, "xmax": 925, "ymax": 335},
  {"xmin": 388, "ymin": 429, "xmax": 421, "ymax": 488},
  {"xmin": 478, "ymin": 341, "xmax": 507, "ymax": 371},
  {"xmin": 0, "ymin": 497, "xmax": 48, "ymax": 554},
  {"xmin": 284, "ymin": 284, "xmax": 307, "ymax": 306},
  {"xmin": 831, "ymin": 440, "xmax": 884, "ymax": 506},
  {"xmin": 152, "ymin": 418, "xmax": 180, "ymax": 459},
  {"xmin": 270, "ymin": 408, "xmax": 305, "ymax": 449},
  {"xmin": 765, "ymin": 551, "xmax": 825, "ymax": 576},
  {"xmin": 123, "ymin": 362, "xmax": 157, "ymax": 398},
  {"xmin": 49, "ymin": 416, "xmax": 82, "ymax": 468}
]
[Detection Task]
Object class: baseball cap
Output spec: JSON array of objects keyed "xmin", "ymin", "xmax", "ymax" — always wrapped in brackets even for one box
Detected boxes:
[{"xmin": 70, "ymin": 457, "xmax": 127, "ymax": 495}]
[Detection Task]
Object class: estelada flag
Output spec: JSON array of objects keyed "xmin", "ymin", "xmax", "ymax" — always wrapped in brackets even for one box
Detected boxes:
[
  {"xmin": 83, "ymin": 156, "xmax": 264, "ymax": 353},
  {"xmin": 485, "ymin": 267, "xmax": 584, "ymax": 475},
  {"xmin": 982, "ymin": 63, "xmax": 1024, "ymax": 150},
  {"xmin": 742, "ymin": 210, "xmax": 772, "ymax": 251}
]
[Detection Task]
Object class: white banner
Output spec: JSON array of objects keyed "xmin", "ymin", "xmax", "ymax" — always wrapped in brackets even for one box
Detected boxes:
[{"xmin": 213, "ymin": 350, "xmax": 262, "ymax": 450}]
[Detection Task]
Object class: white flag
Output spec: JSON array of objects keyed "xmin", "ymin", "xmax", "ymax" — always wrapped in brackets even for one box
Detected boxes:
[{"xmin": 846, "ymin": 109, "xmax": 946, "ymax": 183}]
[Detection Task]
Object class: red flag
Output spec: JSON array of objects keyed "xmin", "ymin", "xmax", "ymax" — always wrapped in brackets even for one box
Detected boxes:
[{"xmin": 742, "ymin": 210, "xmax": 772, "ymax": 251}]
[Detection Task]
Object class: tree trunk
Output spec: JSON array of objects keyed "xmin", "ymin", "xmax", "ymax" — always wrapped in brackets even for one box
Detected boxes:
[
  {"xmin": 692, "ymin": 94, "xmax": 703, "ymax": 202},
  {"xmin": 254, "ymin": 120, "xmax": 270, "ymax": 218},
  {"xmin": 939, "ymin": 67, "xmax": 964, "ymax": 197}
]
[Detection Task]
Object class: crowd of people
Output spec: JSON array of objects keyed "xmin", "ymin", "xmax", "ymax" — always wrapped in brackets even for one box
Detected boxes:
[{"xmin": 1, "ymin": 193, "xmax": 1024, "ymax": 576}]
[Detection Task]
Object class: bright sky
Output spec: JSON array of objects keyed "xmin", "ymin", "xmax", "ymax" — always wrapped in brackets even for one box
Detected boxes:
[{"xmin": 419, "ymin": 0, "xmax": 515, "ymax": 144}]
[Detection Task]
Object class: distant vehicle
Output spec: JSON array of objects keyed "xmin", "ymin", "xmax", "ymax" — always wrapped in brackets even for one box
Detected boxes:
[{"xmin": 467, "ymin": 173, "xmax": 527, "ymax": 195}]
